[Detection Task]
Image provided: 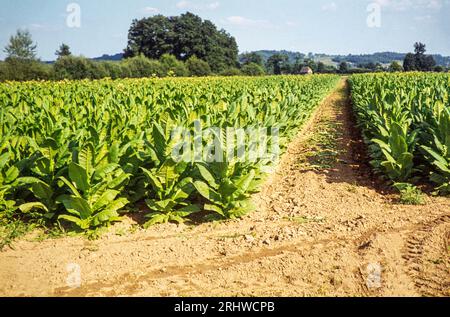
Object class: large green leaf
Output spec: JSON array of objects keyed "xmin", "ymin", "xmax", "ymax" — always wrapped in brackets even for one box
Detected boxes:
[
  {"xmin": 144, "ymin": 213, "xmax": 170, "ymax": 227},
  {"xmin": 31, "ymin": 181, "xmax": 53, "ymax": 202},
  {"xmin": 78, "ymin": 143, "xmax": 95, "ymax": 177},
  {"xmin": 107, "ymin": 171, "xmax": 129, "ymax": 189},
  {"xmin": 108, "ymin": 142, "xmax": 120, "ymax": 164},
  {"xmin": 204, "ymin": 204, "xmax": 225, "ymax": 217},
  {"xmin": 68, "ymin": 162, "xmax": 90, "ymax": 193},
  {"xmin": 422, "ymin": 146, "xmax": 449, "ymax": 171},
  {"xmin": 19, "ymin": 202, "xmax": 49, "ymax": 213},
  {"xmin": 92, "ymin": 210, "xmax": 121, "ymax": 227},
  {"xmin": 141, "ymin": 167, "xmax": 163, "ymax": 191},
  {"xmin": 57, "ymin": 195, "xmax": 91, "ymax": 219},
  {"xmin": 197, "ymin": 164, "xmax": 219, "ymax": 189},
  {"xmin": 103, "ymin": 197, "xmax": 128, "ymax": 213},
  {"xmin": 194, "ymin": 181, "xmax": 223, "ymax": 206},
  {"xmin": 5, "ymin": 166, "xmax": 19, "ymax": 184},
  {"xmin": 58, "ymin": 215, "xmax": 86, "ymax": 229},
  {"xmin": 59, "ymin": 176, "xmax": 82, "ymax": 198},
  {"xmin": 0, "ymin": 152, "xmax": 10, "ymax": 169},
  {"xmin": 93, "ymin": 163, "xmax": 119, "ymax": 179},
  {"xmin": 91, "ymin": 189, "xmax": 119, "ymax": 212}
]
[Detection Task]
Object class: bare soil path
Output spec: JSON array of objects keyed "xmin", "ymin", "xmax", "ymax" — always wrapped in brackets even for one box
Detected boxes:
[{"xmin": 1, "ymin": 79, "xmax": 449, "ymax": 297}]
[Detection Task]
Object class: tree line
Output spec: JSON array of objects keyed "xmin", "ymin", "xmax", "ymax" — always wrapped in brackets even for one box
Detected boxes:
[
  {"xmin": 242, "ymin": 42, "xmax": 446, "ymax": 74},
  {"xmin": 0, "ymin": 12, "xmax": 448, "ymax": 82},
  {"xmin": 0, "ymin": 21, "xmax": 264, "ymax": 82}
]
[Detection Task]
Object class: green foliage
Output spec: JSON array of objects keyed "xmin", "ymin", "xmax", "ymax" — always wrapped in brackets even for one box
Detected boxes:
[
  {"xmin": 241, "ymin": 63, "xmax": 265, "ymax": 76},
  {"xmin": 394, "ymin": 183, "xmax": 425, "ymax": 205},
  {"xmin": 266, "ymin": 54, "xmax": 290, "ymax": 75},
  {"xmin": 220, "ymin": 68, "xmax": 242, "ymax": 77},
  {"xmin": 0, "ymin": 152, "xmax": 20, "ymax": 219},
  {"xmin": 240, "ymin": 52, "xmax": 264, "ymax": 67},
  {"xmin": 159, "ymin": 54, "xmax": 189, "ymax": 77},
  {"xmin": 101, "ymin": 61, "xmax": 124, "ymax": 79},
  {"xmin": 88, "ymin": 61, "xmax": 109, "ymax": 79},
  {"xmin": 186, "ymin": 56, "xmax": 212, "ymax": 77},
  {"xmin": 55, "ymin": 43, "xmax": 71, "ymax": 58},
  {"xmin": 403, "ymin": 43, "xmax": 436, "ymax": 72},
  {"xmin": 0, "ymin": 75, "xmax": 339, "ymax": 233},
  {"xmin": 142, "ymin": 161, "xmax": 199, "ymax": 226},
  {"xmin": 194, "ymin": 162, "xmax": 258, "ymax": 219},
  {"xmin": 339, "ymin": 62, "xmax": 349, "ymax": 74},
  {"xmin": 421, "ymin": 107, "xmax": 450, "ymax": 195},
  {"xmin": 0, "ymin": 57, "xmax": 51, "ymax": 82},
  {"xmin": 57, "ymin": 144, "xmax": 130, "ymax": 230},
  {"xmin": 4, "ymin": 29, "xmax": 37, "ymax": 60},
  {"xmin": 141, "ymin": 123, "xmax": 199, "ymax": 226},
  {"xmin": 53, "ymin": 56, "xmax": 97, "ymax": 80},
  {"xmin": 371, "ymin": 122, "xmax": 417, "ymax": 182},
  {"xmin": 350, "ymin": 72, "xmax": 450, "ymax": 194},
  {"xmin": 121, "ymin": 55, "xmax": 164, "ymax": 78},
  {"xmin": 124, "ymin": 12, "xmax": 238, "ymax": 73},
  {"xmin": 388, "ymin": 61, "xmax": 403, "ymax": 72},
  {"xmin": 0, "ymin": 220, "xmax": 36, "ymax": 251}
]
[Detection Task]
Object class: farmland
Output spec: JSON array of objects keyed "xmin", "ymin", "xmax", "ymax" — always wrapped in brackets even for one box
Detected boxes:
[
  {"xmin": 350, "ymin": 73, "xmax": 450, "ymax": 194},
  {"xmin": 0, "ymin": 75, "xmax": 339, "ymax": 232},
  {"xmin": 2, "ymin": 0, "xmax": 450, "ymax": 303},
  {"xmin": 0, "ymin": 73, "xmax": 449, "ymax": 297}
]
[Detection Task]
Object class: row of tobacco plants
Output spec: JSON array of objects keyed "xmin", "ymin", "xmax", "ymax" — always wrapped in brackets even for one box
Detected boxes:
[
  {"xmin": 0, "ymin": 75, "xmax": 339, "ymax": 232},
  {"xmin": 350, "ymin": 72, "xmax": 450, "ymax": 195}
]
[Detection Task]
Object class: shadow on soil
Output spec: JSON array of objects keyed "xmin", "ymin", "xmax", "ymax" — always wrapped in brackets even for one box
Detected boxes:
[{"xmin": 298, "ymin": 80, "xmax": 394, "ymax": 196}]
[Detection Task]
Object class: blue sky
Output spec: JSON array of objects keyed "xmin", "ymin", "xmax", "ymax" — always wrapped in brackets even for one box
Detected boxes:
[{"xmin": 0, "ymin": 0, "xmax": 449, "ymax": 60}]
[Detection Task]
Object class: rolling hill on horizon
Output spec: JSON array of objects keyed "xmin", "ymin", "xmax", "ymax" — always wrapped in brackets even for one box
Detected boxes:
[{"xmin": 90, "ymin": 50, "xmax": 450, "ymax": 67}]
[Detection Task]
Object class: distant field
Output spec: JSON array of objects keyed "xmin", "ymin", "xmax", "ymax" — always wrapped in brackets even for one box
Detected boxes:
[{"xmin": 314, "ymin": 56, "xmax": 338, "ymax": 67}]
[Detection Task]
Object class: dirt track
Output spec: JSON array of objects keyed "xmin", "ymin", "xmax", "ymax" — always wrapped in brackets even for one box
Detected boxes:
[{"xmin": 0, "ymin": 79, "xmax": 449, "ymax": 297}]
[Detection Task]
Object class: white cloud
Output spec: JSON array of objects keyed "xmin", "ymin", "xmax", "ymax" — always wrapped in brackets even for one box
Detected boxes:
[
  {"xmin": 225, "ymin": 16, "xmax": 273, "ymax": 28},
  {"xmin": 285, "ymin": 21, "xmax": 299, "ymax": 27},
  {"xmin": 112, "ymin": 33, "xmax": 125, "ymax": 39},
  {"xmin": 425, "ymin": 0, "xmax": 442, "ymax": 9},
  {"xmin": 321, "ymin": 2, "xmax": 338, "ymax": 11},
  {"xmin": 29, "ymin": 23, "xmax": 45, "ymax": 30},
  {"xmin": 207, "ymin": 1, "xmax": 220, "ymax": 9},
  {"xmin": 142, "ymin": 7, "xmax": 160, "ymax": 15},
  {"xmin": 176, "ymin": 1, "xmax": 190, "ymax": 9},
  {"xmin": 371, "ymin": 0, "xmax": 443, "ymax": 11},
  {"xmin": 414, "ymin": 14, "xmax": 433, "ymax": 20},
  {"xmin": 25, "ymin": 23, "xmax": 61, "ymax": 32},
  {"xmin": 373, "ymin": 0, "xmax": 413, "ymax": 11},
  {"xmin": 176, "ymin": 1, "xmax": 220, "ymax": 10}
]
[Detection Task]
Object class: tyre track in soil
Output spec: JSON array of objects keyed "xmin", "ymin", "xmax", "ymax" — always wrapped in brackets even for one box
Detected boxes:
[
  {"xmin": 403, "ymin": 214, "xmax": 450, "ymax": 297},
  {"xmin": 52, "ymin": 221, "xmax": 446, "ymax": 297},
  {"xmin": 1, "ymin": 79, "xmax": 449, "ymax": 297}
]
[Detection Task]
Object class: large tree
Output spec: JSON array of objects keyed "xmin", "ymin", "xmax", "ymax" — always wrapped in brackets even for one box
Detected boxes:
[
  {"xmin": 403, "ymin": 53, "xmax": 416, "ymax": 71},
  {"xmin": 403, "ymin": 42, "xmax": 436, "ymax": 71},
  {"xmin": 414, "ymin": 42, "xmax": 426, "ymax": 55},
  {"xmin": 55, "ymin": 43, "xmax": 72, "ymax": 58},
  {"xmin": 317, "ymin": 62, "xmax": 326, "ymax": 73},
  {"xmin": 388, "ymin": 61, "xmax": 403, "ymax": 72},
  {"xmin": 4, "ymin": 29, "xmax": 37, "ymax": 60},
  {"xmin": 338, "ymin": 61, "xmax": 349, "ymax": 74},
  {"xmin": 124, "ymin": 12, "xmax": 238, "ymax": 72},
  {"xmin": 240, "ymin": 52, "xmax": 264, "ymax": 67},
  {"xmin": 241, "ymin": 63, "xmax": 265, "ymax": 76},
  {"xmin": 266, "ymin": 54, "xmax": 290, "ymax": 75}
]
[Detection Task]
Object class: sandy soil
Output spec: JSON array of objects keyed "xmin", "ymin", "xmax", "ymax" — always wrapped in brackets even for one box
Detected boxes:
[{"xmin": 0, "ymin": 79, "xmax": 448, "ymax": 297}]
